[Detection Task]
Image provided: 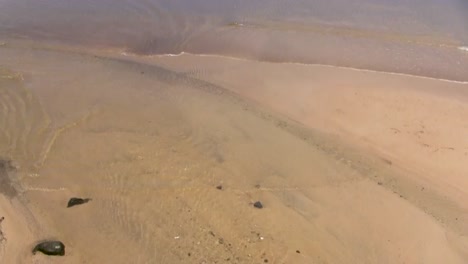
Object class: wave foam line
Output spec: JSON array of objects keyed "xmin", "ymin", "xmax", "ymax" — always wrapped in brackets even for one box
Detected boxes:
[{"xmin": 121, "ymin": 50, "xmax": 468, "ymax": 85}]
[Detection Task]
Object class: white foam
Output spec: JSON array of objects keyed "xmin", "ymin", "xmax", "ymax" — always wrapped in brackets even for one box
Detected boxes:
[
  {"xmin": 458, "ymin": 46, "xmax": 468, "ymax": 52},
  {"xmin": 25, "ymin": 187, "xmax": 67, "ymax": 192},
  {"xmin": 121, "ymin": 50, "xmax": 468, "ymax": 85}
]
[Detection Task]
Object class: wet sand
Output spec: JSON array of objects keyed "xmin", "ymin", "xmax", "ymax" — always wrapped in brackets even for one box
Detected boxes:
[{"xmin": 1, "ymin": 40, "xmax": 468, "ymax": 263}]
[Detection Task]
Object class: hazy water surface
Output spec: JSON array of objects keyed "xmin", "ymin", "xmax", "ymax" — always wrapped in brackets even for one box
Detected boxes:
[{"xmin": 1, "ymin": 0, "xmax": 468, "ymax": 81}]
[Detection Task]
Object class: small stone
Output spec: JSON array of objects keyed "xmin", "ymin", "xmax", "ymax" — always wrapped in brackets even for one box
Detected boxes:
[
  {"xmin": 67, "ymin": 197, "xmax": 91, "ymax": 208},
  {"xmin": 296, "ymin": 250, "xmax": 301, "ymax": 254},
  {"xmin": 264, "ymin": 259, "xmax": 268, "ymax": 263},
  {"xmin": 254, "ymin": 184, "xmax": 261, "ymax": 189},
  {"xmin": 253, "ymin": 201, "xmax": 263, "ymax": 209},
  {"xmin": 216, "ymin": 185, "xmax": 223, "ymax": 190},
  {"xmin": 188, "ymin": 252, "xmax": 191, "ymax": 257},
  {"xmin": 377, "ymin": 182, "xmax": 383, "ymax": 185},
  {"xmin": 32, "ymin": 241, "xmax": 65, "ymax": 256}
]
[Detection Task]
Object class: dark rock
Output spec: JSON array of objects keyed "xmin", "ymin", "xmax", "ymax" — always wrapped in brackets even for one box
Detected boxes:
[
  {"xmin": 254, "ymin": 184, "xmax": 261, "ymax": 189},
  {"xmin": 264, "ymin": 259, "xmax": 269, "ymax": 263},
  {"xmin": 67, "ymin": 197, "xmax": 91, "ymax": 208},
  {"xmin": 296, "ymin": 250, "xmax": 301, "ymax": 254},
  {"xmin": 216, "ymin": 185, "xmax": 223, "ymax": 190},
  {"xmin": 253, "ymin": 201, "xmax": 263, "ymax": 209},
  {"xmin": 32, "ymin": 241, "xmax": 65, "ymax": 256},
  {"xmin": 377, "ymin": 182, "xmax": 383, "ymax": 185}
]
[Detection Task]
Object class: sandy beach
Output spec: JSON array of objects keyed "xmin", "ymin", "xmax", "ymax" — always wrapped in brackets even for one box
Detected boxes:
[{"xmin": 1, "ymin": 39, "xmax": 468, "ymax": 263}]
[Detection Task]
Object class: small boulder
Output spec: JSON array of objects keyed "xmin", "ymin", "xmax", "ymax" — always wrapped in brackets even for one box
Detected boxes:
[
  {"xmin": 67, "ymin": 197, "xmax": 91, "ymax": 208},
  {"xmin": 253, "ymin": 201, "xmax": 263, "ymax": 209},
  {"xmin": 32, "ymin": 241, "xmax": 65, "ymax": 256}
]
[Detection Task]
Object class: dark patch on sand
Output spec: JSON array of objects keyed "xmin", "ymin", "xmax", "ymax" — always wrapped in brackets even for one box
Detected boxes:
[{"xmin": 0, "ymin": 159, "xmax": 17, "ymax": 197}]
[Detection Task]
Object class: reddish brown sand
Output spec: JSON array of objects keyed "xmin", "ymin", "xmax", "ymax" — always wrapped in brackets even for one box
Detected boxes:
[{"xmin": 1, "ymin": 41, "xmax": 468, "ymax": 263}]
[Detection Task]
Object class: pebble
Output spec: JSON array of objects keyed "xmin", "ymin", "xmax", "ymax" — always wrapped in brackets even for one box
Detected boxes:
[
  {"xmin": 67, "ymin": 197, "xmax": 91, "ymax": 208},
  {"xmin": 253, "ymin": 201, "xmax": 263, "ymax": 209},
  {"xmin": 32, "ymin": 241, "xmax": 65, "ymax": 256}
]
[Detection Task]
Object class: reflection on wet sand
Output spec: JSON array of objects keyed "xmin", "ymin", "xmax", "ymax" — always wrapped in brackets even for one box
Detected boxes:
[{"xmin": 0, "ymin": 40, "xmax": 468, "ymax": 263}]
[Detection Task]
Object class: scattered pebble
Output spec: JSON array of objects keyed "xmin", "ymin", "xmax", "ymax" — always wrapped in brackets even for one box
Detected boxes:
[
  {"xmin": 264, "ymin": 259, "xmax": 268, "ymax": 263},
  {"xmin": 216, "ymin": 185, "xmax": 223, "ymax": 190},
  {"xmin": 296, "ymin": 250, "xmax": 301, "ymax": 254},
  {"xmin": 67, "ymin": 197, "xmax": 91, "ymax": 208},
  {"xmin": 253, "ymin": 201, "xmax": 263, "ymax": 209},
  {"xmin": 377, "ymin": 182, "xmax": 383, "ymax": 186},
  {"xmin": 254, "ymin": 184, "xmax": 261, "ymax": 189}
]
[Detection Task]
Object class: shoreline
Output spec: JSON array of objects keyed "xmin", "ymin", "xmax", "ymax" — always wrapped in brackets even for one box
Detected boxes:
[
  {"xmin": 2, "ymin": 37, "xmax": 468, "ymax": 84},
  {"xmin": 122, "ymin": 51, "xmax": 468, "ymax": 85}
]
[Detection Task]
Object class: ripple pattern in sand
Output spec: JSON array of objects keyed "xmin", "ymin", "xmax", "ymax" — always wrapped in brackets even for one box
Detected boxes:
[{"xmin": 0, "ymin": 69, "xmax": 53, "ymax": 171}]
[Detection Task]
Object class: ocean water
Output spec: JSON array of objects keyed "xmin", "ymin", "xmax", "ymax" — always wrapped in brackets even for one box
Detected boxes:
[{"xmin": 0, "ymin": 0, "xmax": 467, "ymax": 81}]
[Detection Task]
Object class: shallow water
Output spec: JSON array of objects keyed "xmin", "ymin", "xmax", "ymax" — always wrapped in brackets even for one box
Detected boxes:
[
  {"xmin": 0, "ymin": 44, "xmax": 376, "ymax": 263},
  {"xmin": 1, "ymin": 1, "xmax": 468, "ymax": 263},
  {"xmin": 1, "ymin": 0, "xmax": 468, "ymax": 81}
]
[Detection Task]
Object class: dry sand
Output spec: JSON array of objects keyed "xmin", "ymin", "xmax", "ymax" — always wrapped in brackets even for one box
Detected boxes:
[{"xmin": 1, "ymin": 41, "xmax": 468, "ymax": 263}]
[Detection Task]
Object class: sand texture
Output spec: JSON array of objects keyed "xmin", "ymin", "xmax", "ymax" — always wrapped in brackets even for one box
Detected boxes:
[{"xmin": 0, "ymin": 41, "xmax": 467, "ymax": 263}]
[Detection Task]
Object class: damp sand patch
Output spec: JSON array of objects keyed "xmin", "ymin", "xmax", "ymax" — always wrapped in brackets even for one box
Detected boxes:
[{"xmin": 0, "ymin": 160, "xmax": 17, "ymax": 198}]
